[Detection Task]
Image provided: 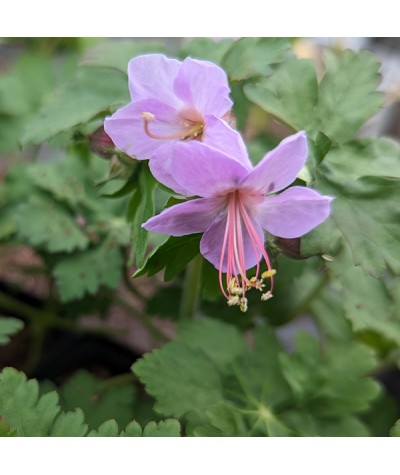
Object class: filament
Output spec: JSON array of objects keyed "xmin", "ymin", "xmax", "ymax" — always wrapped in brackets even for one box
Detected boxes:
[{"xmin": 218, "ymin": 191, "xmax": 275, "ymax": 311}]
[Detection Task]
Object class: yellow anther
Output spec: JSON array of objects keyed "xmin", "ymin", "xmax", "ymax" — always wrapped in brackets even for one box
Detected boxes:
[
  {"xmin": 261, "ymin": 291, "xmax": 273, "ymax": 301},
  {"xmin": 141, "ymin": 111, "xmax": 156, "ymax": 121},
  {"xmin": 231, "ymin": 287, "xmax": 243, "ymax": 296},
  {"xmin": 261, "ymin": 269, "xmax": 277, "ymax": 279},
  {"xmin": 227, "ymin": 296, "xmax": 240, "ymax": 307},
  {"xmin": 239, "ymin": 297, "xmax": 248, "ymax": 313}
]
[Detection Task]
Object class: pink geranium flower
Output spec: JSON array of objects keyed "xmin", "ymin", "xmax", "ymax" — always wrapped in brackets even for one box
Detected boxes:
[
  {"xmin": 104, "ymin": 54, "xmax": 249, "ymax": 192},
  {"xmin": 143, "ymin": 132, "xmax": 333, "ymax": 311}
]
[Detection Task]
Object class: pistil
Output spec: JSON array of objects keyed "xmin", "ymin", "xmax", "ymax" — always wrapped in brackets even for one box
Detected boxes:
[{"xmin": 141, "ymin": 112, "xmax": 204, "ymax": 141}]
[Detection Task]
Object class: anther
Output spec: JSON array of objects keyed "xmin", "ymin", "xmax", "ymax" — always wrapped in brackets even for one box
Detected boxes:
[
  {"xmin": 141, "ymin": 111, "xmax": 156, "ymax": 121},
  {"xmin": 261, "ymin": 291, "xmax": 273, "ymax": 301},
  {"xmin": 239, "ymin": 297, "xmax": 248, "ymax": 313},
  {"xmin": 227, "ymin": 296, "xmax": 240, "ymax": 307},
  {"xmin": 261, "ymin": 269, "xmax": 277, "ymax": 279}
]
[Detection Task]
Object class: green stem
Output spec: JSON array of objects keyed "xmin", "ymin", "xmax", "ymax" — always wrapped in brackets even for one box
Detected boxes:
[
  {"xmin": 0, "ymin": 290, "xmax": 120, "ymax": 339},
  {"xmin": 123, "ymin": 270, "xmax": 146, "ymax": 302},
  {"xmin": 0, "ymin": 290, "xmax": 73, "ymax": 330},
  {"xmin": 179, "ymin": 255, "xmax": 203, "ymax": 320},
  {"xmin": 115, "ymin": 296, "xmax": 170, "ymax": 344}
]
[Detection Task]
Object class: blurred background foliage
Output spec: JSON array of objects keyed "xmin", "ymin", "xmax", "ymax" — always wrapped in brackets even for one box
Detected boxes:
[{"xmin": 1, "ymin": 37, "xmax": 400, "ymax": 437}]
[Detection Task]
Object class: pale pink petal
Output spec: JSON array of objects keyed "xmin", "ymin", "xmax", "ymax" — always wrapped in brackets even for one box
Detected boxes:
[
  {"xmin": 202, "ymin": 116, "xmax": 252, "ymax": 169},
  {"xmin": 167, "ymin": 141, "xmax": 249, "ymax": 197},
  {"xmin": 255, "ymin": 186, "xmax": 333, "ymax": 238},
  {"xmin": 128, "ymin": 54, "xmax": 182, "ymax": 108},
  {"xmin": 200, "ymin": 213, "xmax": 264, "ymax": 272},
  {"xmin": 142, "ymin": 197, "xmax": 224, "ymax": 236},
  {"xmin": 239, "ymin": 131, "xmax": 308, "ymax": 194},
  {"xmin": 149, "ymin": 143, "xmax": 196, "ymax": 196},
  {"xmin": 104, "ymin": 99, "xmax": 182, "ymax": 159},
  {"xmin": 174, "ymin": 57, "xmax": 232, "ymax": 116}
]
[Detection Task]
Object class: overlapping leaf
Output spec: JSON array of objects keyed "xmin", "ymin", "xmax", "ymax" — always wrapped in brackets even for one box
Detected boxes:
[
  {"xmin": 59, "ymin": 370, "xmax": 136, "ymax": 430},
  {"xmin": 221, "ymin": 37, "xmax": 291, "ymax": 81},
  {"xmin": 0, "ymin": 368, "xmax": 179, "ymax": 437},
  {"xmin": 22, "ymin": 67, "xmax": 129, "ymax": 144},
  {"xmin": 245, "ymin": 50, "xmax": 383, "ymax": 143},
  {"xmin": 133, "ymin": 319, "xmax": 380, "ymax": 436},
  {"xmin": 14, "ymin": 196, "xmax": 89, "ymax": 253}
]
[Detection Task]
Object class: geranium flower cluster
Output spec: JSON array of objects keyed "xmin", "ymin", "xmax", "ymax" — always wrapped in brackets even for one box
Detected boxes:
[{"xmin": 105, "ymin": 54, "xmax": 332, "ymax": 312}]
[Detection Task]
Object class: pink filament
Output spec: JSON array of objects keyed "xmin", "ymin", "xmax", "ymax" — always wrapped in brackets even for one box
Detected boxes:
[{"xmin": 218, "ymin": 191, "xmax": 274, "ymax": 300}]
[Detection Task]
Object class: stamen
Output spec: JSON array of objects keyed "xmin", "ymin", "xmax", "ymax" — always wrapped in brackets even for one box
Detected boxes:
[
  {"xmin": 219, "ymin": 190, "xmax": 275, "ymax": 312},
  {"xmin": 141, "ymin": 111, "xmax": 204, "ymax": 141}
]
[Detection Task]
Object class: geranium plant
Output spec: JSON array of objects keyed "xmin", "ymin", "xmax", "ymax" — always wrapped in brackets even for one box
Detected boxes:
[{"xmin": 0, "ymin": 37, "xmax": 399, "ymax": 437}]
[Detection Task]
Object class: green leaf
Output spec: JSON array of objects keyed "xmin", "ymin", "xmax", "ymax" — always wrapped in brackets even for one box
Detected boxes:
[
  {"xmin": 319, "ymin": 139, "xmax": 400, "ymax": 181},
  {"xmin": 310, "ymin": 289, "xmax": 353, "ymax": 342},
  {"xmin": 0, "ymin": 53, "xmax": 55, "ymax": 117},
  {"xmin": 121, "ymin": 420, "xmax": 142, "ymax": 436},
  {"xmin": 193, "ymin": 401, "xmax": 248, "ymax": 437},
  {"xmin": 177, "ymin": 318, "xmax": 247, "ymax": 370},
  {"xmin": 49, "ymin": 410, "xmax": 88, "ymax": 437},
  {"xmin": 26, "ymin": 156, "xmax": 89, "ymax": 208},
  {"xmin": 0, "ymin": 368, "xmax": 178, "ymax": 437},
  {"xmin": 300, "ymin": 216, "xmax": 342, "ymax": 258},
  {"xmin": 341, "ymin": 266, "xmax": 400, "ymax": 345},
  {"xmin": 141, "ymin": 419, "xmax": 181, "ymax": 437},
  {"xmin": 23, "ymin": 67, "xmax": 129, "ymax": 144},
  {"xmin": 130, "ymin": 163, "xmax": 157, "ymax": 269},
  {"xmin": 0, "ymin": 317, "xmax": 24, "ymax": 346},
  {"xmin": 59, "ymin": 370, "xmax": 135, "ymax": 430},
  {"xmin": 53, "ymin": 244, "xmax": 123, "ymax": 302},
  {"xmin": 133, "ymin": 341, "xmax": 224, "ymax": 418},
  {"xmin": 280, "ymin": 332, "xmax": 380, "ymax": 417},
  {"xmin": 0, "ymin": 417, "xmax": 16, "ymax": 437},
  {"xmin": 316, "ymin": 172, "xmax": 400, "ymax": 277},
  {"xmin": 134, "ymin": 234, "xmax": 201, "ymax": 281},
  {"xmin": 81, "ymin": 39, "xmax": 165, "ymax": 73},
  {"xmin": 317, "ymin": 50, "xmax": 383, "ymax": 143},
  {"xmin": 222, "ymin": 37, "xmax": 291, "ymax": 81},
  {"xmin": 89, "ymin": 418, "xmax": 181, "ymax": 437},
  {"xmin": 312, "ymin": 139, "xmax": 400, "ymax": 275},
  {"xmin": 244, "ymin": 58, "xmax": 318, "ymax": 132},
  {"xmin": 88, "ymin": 419, "xmax": 119, "ymax": 437},
  {"xmin": 180, "ymin": 38, "xmax": 234, "ymax": 65},
  {"xmin": 134, "ymin": 319, "xmax": 379, "ymax": 436},
  {"xmin": 244, "ymin": 50, "xmax": 383, "ymax": 144},
  {"xmin": 14, "ymin": 196, "xmax": 89, "ymax": 253},
  {"xmin": 0, "ymin": 368, "xmax": 87, "ymax": 436},
  {"xmin": 390, "ymin": 419, "xmax": 400, "ymax": 436}
]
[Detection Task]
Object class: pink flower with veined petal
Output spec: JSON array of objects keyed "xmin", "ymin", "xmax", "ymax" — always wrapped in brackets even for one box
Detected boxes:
[{"xmin": 143, "ymin": 131, "xmax": 333, "ymax": 311}]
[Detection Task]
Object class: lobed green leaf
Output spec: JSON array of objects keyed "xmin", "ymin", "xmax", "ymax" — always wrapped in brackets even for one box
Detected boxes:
[
  {"xmin": 53, "ymin": 244, "xmax": 123, "ymax": 302},
  {"xmin": 0, "ymin": 317, "xmax": 24, "ymax": 346}
]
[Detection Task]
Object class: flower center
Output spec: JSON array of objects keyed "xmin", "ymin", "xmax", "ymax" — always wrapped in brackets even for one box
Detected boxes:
[
  {"xmin": 141, "ymin": 111, "xmax": 204, "ymax": 141},
  {"xmin": 218, "ymin": 190, "xmax": 275, "ymax": 312}
]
